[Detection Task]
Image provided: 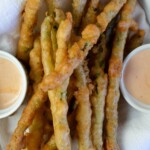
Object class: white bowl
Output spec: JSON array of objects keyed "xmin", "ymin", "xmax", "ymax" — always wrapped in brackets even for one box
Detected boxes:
[
  {"xmin": 0, "ymin": 50, "xmax": 27, "ymax": 119},
  {"xmin": 120, "ymin": 44, "xmax": 150, "ymax": 113}
]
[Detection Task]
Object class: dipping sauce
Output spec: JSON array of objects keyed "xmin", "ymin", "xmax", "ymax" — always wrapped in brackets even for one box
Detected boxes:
[
  {"xmin": 124, "ymin": 50, "xmax": 150, "ymax": 104},
  {"xmin": 0, "ymin": 57, "xmax": 22, "ymax": 109}
]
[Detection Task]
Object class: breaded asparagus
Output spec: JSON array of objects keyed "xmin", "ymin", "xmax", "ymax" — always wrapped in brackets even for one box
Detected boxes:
[
  {"xmin": 42, "ymin": 110, "xmax": 76, "ymax": 150},
  {"xmin": 75, "ymin": 65, "xmax": 94, "ymax": 150},
  {"xmin": 8, "ymin": 1, "xmax": 127, "ymax": 149},
  {"xmin": 41, "ymin": 13, "xmax": 73, "ymax": 150},
  {"xmin": 90, "ymin": 34, "xmax": 108, "ymax": 150},
  {"xmin": 29, "ymin": 36, "xmax": 43, "ymax": 90},
  {"xmin": 91, "ymin": 74, "xmax": 107, "ymax": 150},
  {"xmin": 40, "ymin": 0, "xmax": 127, "ymax": 92},
  {"xmin": 105, "ymin": 0, "xmax": 137, "ymax": 149},
  {"xmin": 41, "ymin": 16, "xmax": 55, "ymax": 75},
  {"xmin": 26, "ymin": 108, "xmax": 45, "ymax": 150},
  {"xmin": 7, "ymin": 89, "xmax": 47, "ymax": 150},
  {"xmin": 17, "ymin": 0, "xmax": 41, "ymax": 63},
  {"xmin": 124, "ymin": 29, "xmax": 145, "ymax": 58}
]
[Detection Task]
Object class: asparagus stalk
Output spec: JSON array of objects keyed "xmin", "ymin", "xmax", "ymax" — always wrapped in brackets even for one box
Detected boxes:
[
  {"xmin": 74, "ymin": 65, "xmax": 94, "ymax": 150},
  {"xmin": 29, "ymin": 36, "xmax": 43, "ymax": 91},
  {"xmin": 42, "ymin": 111, "xmax": 76, "ymax": 150},
  {"xmin": 26, "ymin": 108, "xmax": 45, "ymax": 150},
  {"xmin": 90, "ymin": 34, "xmax": 108, "ymax": 150},
  {"xmin": 7, "ymin": 88, "xmax": 47, "ymax": 150},
  {"xmin": 41, "ymin": 13, "xmax": 73, "ymax": 150},
  {"xmin": 40, "ymin": 0, "xmax": 127, "ymax": 92},
  {"xmin": 41, "ymin": 16, "xmax": 55, "ymax": 75},
  {"xmin": 8, "ymin": 1, "xmax": 127, "ymax": 149},
  {"xmin": 124, "ymin": 29, "xmax": 145, "ymax": 58},
  {"xmin": 17, "ymin": 0, "xmax": 41, "ymax": 63},
  {"xmin": 105, "ymin": 0, "xmax": 137, "ymax": 149}
]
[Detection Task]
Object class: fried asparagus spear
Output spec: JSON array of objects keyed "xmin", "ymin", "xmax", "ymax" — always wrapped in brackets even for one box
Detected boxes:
[
  {"xmin": 25, "ymin": 36, "xmax": 45, "ymax": 150},
  {"xmin": 72, "ymin": 0, "xmax": 88, "ymax": 27},
  {"xmin": 17, "ymin": 0, "xmax": 41, "ymax": 63},
  {"xmin": 41, "ymin": 115, "xmax": 54, "ymax": 148},
  {"xmin": 40, "ymin": 15, "xmax": 57, "ymax": 150},
  {"xmin": 42, "ymin": 110, "xmax": 76, "ymax": 150},
  {"xmin": 105, "ymin": 0, "xmax": 137, "ymax": 149},
  {"xmin": 41, "ymin": 13, "xmax": 73, "ymax": 150},
  {"xmin": 41, "ymin": 16, "xmax": 55, "ymax": 75},
  {"xmin": 91, "ymin": 74, "xmax": 107, "ymax": 150},
  {"xmin": 81, "ymin": 0, "xmax": 100, "ymax": 28},
  {"xmin": 25, "ymin": 108, "xmax": 45, "ymax": 150},
  {"xmin": 8, "ymin": 21, "xmax": 47, "ymax": 149},
  {"xmin": 9, "ymin": 1, "xmax": 127, "ymax": 149},
  {"xmin": 74, "ymin": 65, "xmax": 94, "ymax": 150},
  {"xmin": 7, "ymin": 88, "xmax": 47, "ymax": 150},
  {"xmin": 50, "ymin": 13, "xmax": 72, "ymax": 150},
  {"xmin": 51, "ymin": 9, "xmax": 67, "ymax": 62},
  {"xmin": 124, "ymin": 29, "xmax": 145, "ymax": 58},
  {"xmin": 29, "ymin": 36, "xmax": 43, "ymax": 90},
  {"xmin": 90, "ymin": 34, "xmax": 108, "ymax": 150},
  {"xmin": 45, "ymin": 0, "xmax": 66, "ymax": 60},
  {"xmin": 40, "ymin": 0, "xmax": 127, "ymax": 92}
]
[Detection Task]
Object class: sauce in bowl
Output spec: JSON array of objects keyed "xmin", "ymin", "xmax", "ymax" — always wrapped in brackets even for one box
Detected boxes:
[
  {"xmin": 120, "ymin": 44, "xmax": 150, "ymax": 112},
  {"xmin": 124, "ymin": 50, "xmax": 150, "ymax": 105},
  {"xmin": 0, "ymin": 57, "xmax": 22, "ymax": 109},
  {"xmin": 0, "ymin": 50, "xmax": 27, "ymax": 119}
]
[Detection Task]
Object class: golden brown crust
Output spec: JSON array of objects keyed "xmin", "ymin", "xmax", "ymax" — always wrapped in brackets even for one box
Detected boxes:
[
  {"xmin": 105, "ymin": 0, "xmax": 137, "ymax": 149},
  {"xmin": 124, "ymin": 29, "xmax": 145, "ymax": 57},
  {"xmin": 7, "ymin": 89, "xmax": 47, "ymax": 150},
  {"xmin": 91, "ymin": 74, "xmax": 108, "ymax": 150},
  {"xmin": 108, "ymin": 56, "xmax": 122, "ymax": 77},
  {"xmin": 75, "ymin": 86, "xmax": 94, "ymax": 150},
  {"xmin": 55, "ymin": 13, "xmax": 72, "ymax": 67},
  {"xmin": 8, "ymin": 1, "xmax": 128, "ymax": 149},
  {"xmin": 41, "ymin": 16, "xmax": 55, "ymax": 75},
  {"xmin": 97, "ymin": 0, "xmax": 127, "ymax": 32},
  {"xmin": 90, "ymin": 34, "xmax": 108, "ymax": 150},
  {"xmin": 29, "ymin": 36, "xmax": 43, "ymax": 90},
  {"xmin": 41, "ymin": 13, "xmax": 73, "ymax": 150},
  {"xmin": 17, "ymin": 0, "xmax": 41, "ymax": 63},
  {"xmin": 40, "ymin": 0, "xmax": 127, "ymax": 92},
  {"xmin": 26, "ymin": 108, "xmax": 45, "ymax": 150}
]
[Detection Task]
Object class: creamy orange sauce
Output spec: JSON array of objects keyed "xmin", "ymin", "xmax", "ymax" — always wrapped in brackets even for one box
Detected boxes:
[
  {"xmin": 0, "ymin": 58, "xmax": 22, "ymax": 109},
  {"xmin": 124, "ymin": 50, "xmax": 150, "ymax": 104}
]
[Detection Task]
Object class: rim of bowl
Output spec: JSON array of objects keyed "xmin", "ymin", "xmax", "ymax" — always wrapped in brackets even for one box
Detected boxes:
[
  {"xmin": 0, "ymin": 50, "xmax": 27, "ymax": 119},
  {"xmin": 120, "ymin": 44, "xmax": 150, "ymax": 113}
]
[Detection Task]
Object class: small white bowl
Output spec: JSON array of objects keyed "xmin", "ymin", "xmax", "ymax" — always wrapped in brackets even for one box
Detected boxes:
[
  {"xmin": 120, "ymin": 44, "xmax": 150, "ymax": 113},
  {"xmin": 0, "ymin": 50, "xmax": 27, "ymax": 119}
]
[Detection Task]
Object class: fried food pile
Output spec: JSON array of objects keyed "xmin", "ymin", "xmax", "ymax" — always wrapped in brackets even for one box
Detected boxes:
[{"xmin": 7, "ymin": 0, "xmax": 145, "ymax": 150}]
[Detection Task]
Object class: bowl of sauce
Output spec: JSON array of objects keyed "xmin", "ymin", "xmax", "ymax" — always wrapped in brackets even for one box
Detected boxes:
[
  {"xmin": 0, "ymin": 50, "xmax": 27, "ymax": 119},
  {"xmin": 120, "ymin": 44, "xmax": 150, "ymax": 112}
]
